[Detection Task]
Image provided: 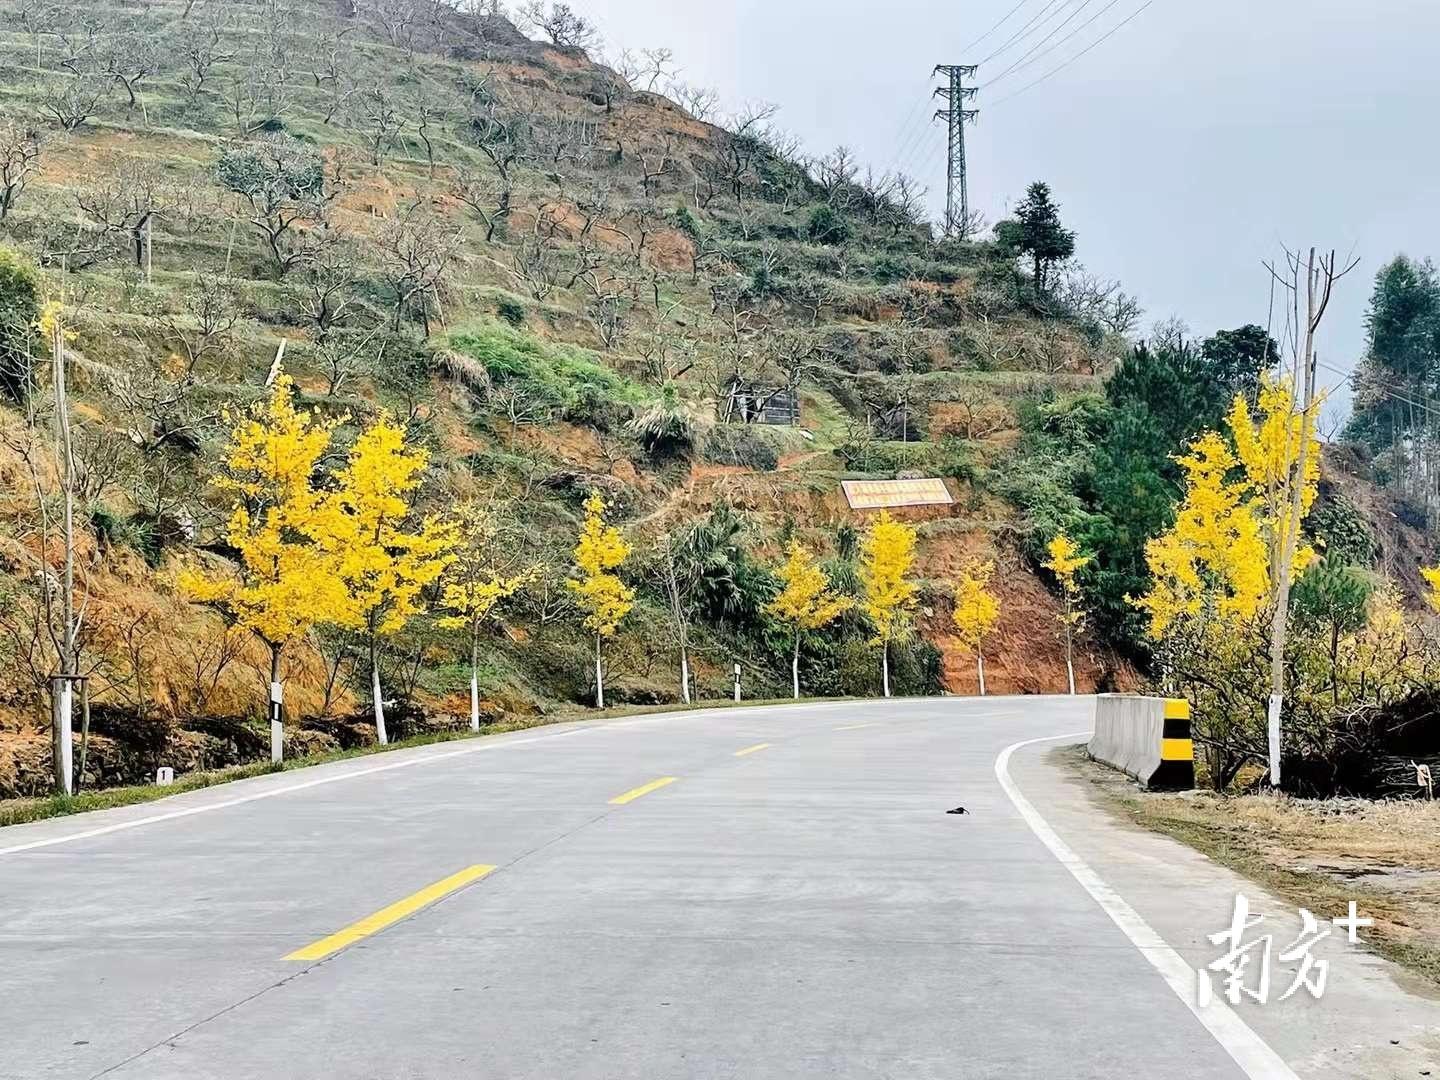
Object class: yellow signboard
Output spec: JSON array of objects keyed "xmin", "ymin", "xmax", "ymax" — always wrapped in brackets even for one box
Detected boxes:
[{"xmin": 841, "ymin": 478, "xmax": 953, "ymax": 510}]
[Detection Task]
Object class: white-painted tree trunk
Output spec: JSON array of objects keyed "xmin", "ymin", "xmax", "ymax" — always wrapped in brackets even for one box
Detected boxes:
[
  {"xmin": 679, "ymin": 651, "xmax": 691, "ymax": 704},
  {"xmin": 882, "ymin": 642, "xmax": 891, "ymax": 699},
  {"xmin": 469, "ymin": 637, "xmax": 481, "ymax": 732},
  {"xmin": 792, "ymin": 633, "xmax": 801, "ymax": 700},
  {"xmin": 594, "ymin": 634, "xmax": 604, "ymax": 710},
  {"xmin": 50, "ymin": 678, "xmax": 73, "ymax": 796},
  {"xmin": 977, "ymin": 652, "xmax": 986, "ymax": 697},
  {"xmin": 372, "ymin": 660, "xmax": 388, "ymax": 745}
]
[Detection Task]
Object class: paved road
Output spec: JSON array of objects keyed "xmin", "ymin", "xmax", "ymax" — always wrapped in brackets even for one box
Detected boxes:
[{"xmin": 1, "ymin": 697, "xmax": 1258, "ymax": 1079}]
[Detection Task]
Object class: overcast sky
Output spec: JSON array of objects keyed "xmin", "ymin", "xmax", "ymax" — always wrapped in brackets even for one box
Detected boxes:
[{"xmin": 576, "ymin": 0, "xmax": 1440, "ymax": 423}]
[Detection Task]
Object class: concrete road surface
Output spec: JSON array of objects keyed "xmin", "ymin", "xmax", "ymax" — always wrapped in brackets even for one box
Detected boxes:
[{"xmin": 0, "ymin": 697, "xmax": 1424, "ymax": 1079}]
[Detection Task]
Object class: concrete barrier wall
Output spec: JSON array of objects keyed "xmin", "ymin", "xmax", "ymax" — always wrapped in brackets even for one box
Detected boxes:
[{"xmin": 1089, "ymin": 695, "xmax": 1195, "ymax": 791}]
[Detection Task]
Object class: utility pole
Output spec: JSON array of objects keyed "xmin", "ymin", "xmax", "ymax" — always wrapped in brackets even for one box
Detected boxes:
[{"xmin": 934, "ymin": 64, "xmax": 978, "ymax": 240}]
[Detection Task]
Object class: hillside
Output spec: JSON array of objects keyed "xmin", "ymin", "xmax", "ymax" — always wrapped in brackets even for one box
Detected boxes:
[{"xmin": 0, "ymin": 0, "xmax": 1428, "ymax": 798}]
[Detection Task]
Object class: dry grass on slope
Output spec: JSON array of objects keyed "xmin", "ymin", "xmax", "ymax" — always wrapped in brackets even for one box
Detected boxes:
[{"xmin": 1069, "ymin": 747, "xmax": 1440, "ymax": 992}]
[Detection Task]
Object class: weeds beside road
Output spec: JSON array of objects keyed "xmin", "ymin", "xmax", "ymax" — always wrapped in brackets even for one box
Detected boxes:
[{"xmin": 1066, "ymin": 746, "xmax": 1440, "ymax": 992}]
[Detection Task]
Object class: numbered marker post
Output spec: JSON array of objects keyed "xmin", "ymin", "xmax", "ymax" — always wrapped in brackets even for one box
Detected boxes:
[{"xmin": 733, "ymin": 662, "xmax": 742, "ymax": 703}]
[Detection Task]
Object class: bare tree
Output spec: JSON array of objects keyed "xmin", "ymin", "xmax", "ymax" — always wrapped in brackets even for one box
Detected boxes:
[
  {"xmin": 294, "ymin": 229, "xmax": 362, "ymax": 338},
  {"xmin": 306, "ymin": 26, "xmax": 355, "ymax": 124},
  {"xmin": 509, "ymin": 205, "xmax": 564, "ymax": 301},
  {"xmin": 352, "ymin": 85, "xmax": 402, "ymax": 165},
  {"xmin": 381, "ymin": 199, "xmax": 463, "ymax": 335},
  {"xmin": 668, "ymin": 81, "xmax": 720, "ymax": 122},
  {"xmin": 1261, "ymin": 245, "xmax": 1360, "ymax": 788},
  {"xmin": 39, "ymin": 74, "xmax": 108, "ymax": 132},
  {"xmin": 516, "ymin": 1, "xmax": 599, "ymax": 51},
  {"xmin": 177, "ymin": 8, "xmax": 236, "ymax": 103},
  {"xmin": 0, "ymin": 117, "xmax": 41, "ymax": 220},
  {"xmin": 100, "ymin": 21, "xmax": 164, "ymax": 124},
  {"xmin": 216, "ymin": 134, "xmax": 335, "ymax": 277}
]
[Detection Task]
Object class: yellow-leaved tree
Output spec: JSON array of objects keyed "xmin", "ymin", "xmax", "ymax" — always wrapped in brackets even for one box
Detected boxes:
[
  {"xmin": 859, "ymin": 511, "xmax": 918, "ymax": 698},
  {"xmin": 1134, "ymin": 376, "xmax": 1322, "ymax": 788},
  {"xmin": 765, "ymin": 540, "xmax": 853, "ymax": 699},
  {"xmin": 568, "ymin": 491, "xmax": 634, "ymax": 709},
  {"xmin": 438, "ymin": 503, "xmax": 538, "ymax": 731},
  {"xmin": 329, "ymin": 415, "xmax": 457, "ymax": 745},
  {"xmin": 179, "ymin": 376, "xmax": 349, "ymax": 761},
  {"xmin": 952, "ymin": 558, "xmax": 1000, "ymax": 696},
  {"xmin": 1043, "ymin": 533, "xmax": 1089, "ymax": 694},
  {"xmin": 1424, "ymin": 567, "xmax": 1440, "ymax": 614}
]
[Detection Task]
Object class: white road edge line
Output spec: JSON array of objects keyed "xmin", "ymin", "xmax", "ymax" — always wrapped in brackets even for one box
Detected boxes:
[
  {"xmin": 0, "ymin": 700, "xmax": 866, "ymax": 857},
  {"xmin": 995, "ymin": 732, "xmax": 1301, "ymax": 1080}
]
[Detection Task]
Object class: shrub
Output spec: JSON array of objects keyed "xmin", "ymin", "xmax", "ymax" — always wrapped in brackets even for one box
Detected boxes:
[
  {"xmin": 807, "ymin": 204, "xmax": 849, "ymax": 244},
  {"xmin": 0, "ymin": 247, "xmax": 40, "ymax": 402},
  {"xmin": 701, "ymin": 425, "xmax": 782, "ymax": 471},
  {"xmin": 496, "ymin": 297, "xmax": 527, "ymax": 326},
  {"xmin": 838, "ymin": 437, "xmax": 974, "ymax": 480},
  {"xmin": 449, "ymin": 322, "xmax": 649, "ymax": 427}
]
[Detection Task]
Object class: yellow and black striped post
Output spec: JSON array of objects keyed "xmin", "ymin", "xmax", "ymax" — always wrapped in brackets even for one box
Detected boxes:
[{"xmin": 1151, "ymin": 698, "xmax": 1195, "ymax": 790}]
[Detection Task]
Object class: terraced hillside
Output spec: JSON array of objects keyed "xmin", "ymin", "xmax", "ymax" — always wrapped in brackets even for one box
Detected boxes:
[{"xmin": 0, "ymin": 0, "xmax": 1203, "ymax": 794}]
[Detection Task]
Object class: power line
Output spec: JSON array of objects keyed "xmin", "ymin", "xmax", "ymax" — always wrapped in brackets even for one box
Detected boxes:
[
  {"xmin": 980, "ymin": 0, "xmax": 1099, "ymax": 86},
  {"xmin": 958, "ymin": 0, "xmax": 1038, "ymax": 53},
  {"xmin": 976, "ymin": 0, "xmax": 1077, "ymax": 66},
  {"xmin": 988, "ymin": 0, "xmax": 1157, "ymax": 107},
  {"xmin": 981, "ymin": 0, "xmax": 1129, "ymax": 90}
]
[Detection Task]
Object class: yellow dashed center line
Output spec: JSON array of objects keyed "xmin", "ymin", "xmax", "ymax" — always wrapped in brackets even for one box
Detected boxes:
[
  {"xmin": 835, "ymin": 723, "xmax": 875, "ymax": 731},
  {"xmin": 608, "ymin": 776, "xmax": 678, "ymax": 805},
  {"xmin": 733, "ymin": 743, "xmax": 773, "ymax": 757},
  {"xmin": 285, "ymin": 864, "xmax": 496, "ymax": 962}
]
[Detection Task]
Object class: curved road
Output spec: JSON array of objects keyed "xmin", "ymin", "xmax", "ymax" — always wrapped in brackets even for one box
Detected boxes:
[{"xmin": 2, "ymin": 697, "xmax": 1260, "ymax": 1079}]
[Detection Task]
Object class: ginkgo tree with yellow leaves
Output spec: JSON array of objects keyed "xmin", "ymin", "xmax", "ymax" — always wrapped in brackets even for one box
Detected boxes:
[
  {"xmin": 328, "ymin": 415, "xmax": 457, "ymax": 746},
  {"xmin": 859, "ymin": 511, "xmax": 919, "ymax": 699},
  {"xmin": 1134, "ymin": 375, "xmax": 1324, "ymax": 787},
  {"xmin": 765, "ymin": 540, "xmax": 853, "ymax": 699},
  {"xmin": 179, "ymin": 376, "xmax": 350, "ymax": 761},
  {"xmin": 568, "ymin": 491, "xmax": 634, "ymax": 709},
  {"xmin": 1043, "ymin": 533, "xmax": 1089, "ymax": 695},
  {"xmin": 438, "ymin": 503, "xmax": 538, "ymax": 731},
  {"xmin": 952, "ymin": 558, "xmax": 1001, "ymax": 696}
]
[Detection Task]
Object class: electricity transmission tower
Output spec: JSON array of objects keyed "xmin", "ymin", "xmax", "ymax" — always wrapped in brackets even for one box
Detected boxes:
[{"xmin": 933, "ymin": 64, "xmax": 978, "ymax": 240}]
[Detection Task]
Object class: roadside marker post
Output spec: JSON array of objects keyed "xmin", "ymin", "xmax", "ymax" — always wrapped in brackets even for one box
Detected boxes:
[
  {"xmin": 733, "ymin": 663, "xmax": 742, "ymax": 702},
  {"xmin": 269, "ymin": 681, "xmax": 284, "ymax": 764}
]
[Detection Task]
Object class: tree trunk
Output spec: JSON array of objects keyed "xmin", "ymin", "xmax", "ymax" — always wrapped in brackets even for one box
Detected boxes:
[
  {"xmin": 882, "ymin": 641, "xmax": 891, "ymax": 699},
  {"xmin": 371, "ymin": 640, "xmax": 388, "ymax": 745},
  {"xmin": 53, "ymin": 312, "xmax": 77, "ymax": 794},
  {"xmin": 50, "ymin": 679, "xmax": 73, "ymax": 796},
  {"xmin": 680, "ymin": 649, "xmax": 691, "ymax": 705},
  {"xmin": 594, "ymin": 633, "xmax": 604, "ymax": 710},
  {"xmin": 76, "ymin": 678, "xmax": 91, "ymax": 792},
  {"xmin": 977, "ymin": 652, "xmax": 986, "ymax": 697},
  {"xmin": 469, "ymin": 633, "xmax": 481, "ymax": 732},
  {"xmin": 792, "ymin": 631, "xmax": 801, "ymax": 700},
  {"xmin": 1266, "ymin": 248, "xmax": 1324, "ymax": 790},
  {"xmin": 1065, "ymin": 631, "xmax": 1076, "ymax": 695}
]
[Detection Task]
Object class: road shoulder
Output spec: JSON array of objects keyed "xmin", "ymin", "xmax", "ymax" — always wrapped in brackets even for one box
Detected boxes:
[{"xmin": 1009, "ymin": 740, "xmax": 1440, "ymax": 1080}]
